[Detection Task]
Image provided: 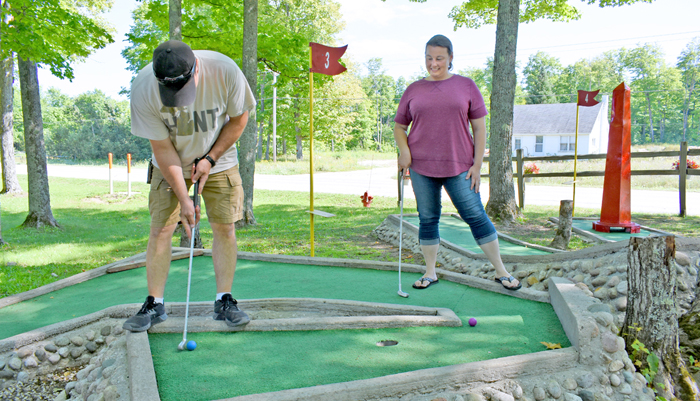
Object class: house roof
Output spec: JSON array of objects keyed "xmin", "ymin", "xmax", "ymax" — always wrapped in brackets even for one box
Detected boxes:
[{"xmin": 513, "ymin": 102, "xmax": 603, "ymax": 135}]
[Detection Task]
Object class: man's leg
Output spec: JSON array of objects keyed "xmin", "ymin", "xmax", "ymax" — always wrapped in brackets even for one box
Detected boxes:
[
  {"xmin": 146, "ymin": 223, "xmax": 179, "ymax": 297},
  {"xmin": 210, "ymin": 222, "xmax": 237, "ymax": 293}
]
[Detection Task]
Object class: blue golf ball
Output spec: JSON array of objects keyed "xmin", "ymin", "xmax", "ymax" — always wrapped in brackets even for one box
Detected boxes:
[{"xmin": 186, "ymin": 340, "xmax": 197, "ymax": 351}]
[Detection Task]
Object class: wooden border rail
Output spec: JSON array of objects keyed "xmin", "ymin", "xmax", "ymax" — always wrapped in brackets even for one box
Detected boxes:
[{"xmin": 482, "ymin": 141, "xmax": 700, "ymax": 217}]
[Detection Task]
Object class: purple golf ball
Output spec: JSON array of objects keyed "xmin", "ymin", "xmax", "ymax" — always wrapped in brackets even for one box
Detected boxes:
[
  {"xmin": 186, "ymin": 340, "xmax": 197, "ymax": 351},
  {"xmin": 468, "ymin": 318, "xmax": 477, "ymax": 327}
]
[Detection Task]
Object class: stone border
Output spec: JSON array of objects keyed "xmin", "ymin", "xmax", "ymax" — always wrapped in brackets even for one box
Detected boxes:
[{"xmin": 548, "ymin": 216, "xmax": 678, "ymax": 244}]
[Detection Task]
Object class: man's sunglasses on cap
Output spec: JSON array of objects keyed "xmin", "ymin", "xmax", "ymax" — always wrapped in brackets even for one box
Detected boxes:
[{"xmin": 155, "ymin": 62, "xmax": 196, "ymax": 86}]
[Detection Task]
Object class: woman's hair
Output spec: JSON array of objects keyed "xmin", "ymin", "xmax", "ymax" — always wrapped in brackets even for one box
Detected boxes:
[{"xmin": 426, "ymin": 34, "xmax": 453, "ymax": 71}]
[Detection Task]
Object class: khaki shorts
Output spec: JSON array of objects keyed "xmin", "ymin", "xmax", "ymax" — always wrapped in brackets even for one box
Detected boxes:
[{"xmin": 149, "ymin": 165, "xmax": 244, "ymax": 226}]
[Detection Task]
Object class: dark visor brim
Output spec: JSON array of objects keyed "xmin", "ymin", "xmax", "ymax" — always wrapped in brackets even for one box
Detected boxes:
[{"xmin": 158, "ymin": 75, "xmax": 196, "ymax": 107}]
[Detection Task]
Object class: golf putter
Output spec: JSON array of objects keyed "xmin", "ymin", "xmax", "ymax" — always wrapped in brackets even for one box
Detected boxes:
[
  {"xmin": 178, "ymin": 180, "xmax": 200, "ymax": 351},
  {"xmin": 397, "ymin": 170, "xmax": 409, "ymax": 298}
]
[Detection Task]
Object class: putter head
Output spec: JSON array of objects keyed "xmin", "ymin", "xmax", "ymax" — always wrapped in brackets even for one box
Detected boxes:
[
  {"xmin": 178, "ymin": 340, "xmax": 186, "ymax": 351},
  {"xmin": 398, "ymin": 290, "xmax": 409, "ymax": 298}
]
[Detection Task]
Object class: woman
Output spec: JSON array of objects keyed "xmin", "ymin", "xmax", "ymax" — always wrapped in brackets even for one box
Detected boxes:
[{"xmin": 393, "ymin": 34, "xmax": 520, "ymax": 291}]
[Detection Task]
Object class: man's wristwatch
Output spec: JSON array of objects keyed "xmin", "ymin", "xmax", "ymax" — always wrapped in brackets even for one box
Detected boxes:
[{"xmin": 204, "ymin": 155, "xmax": 216, "ymax": 168}]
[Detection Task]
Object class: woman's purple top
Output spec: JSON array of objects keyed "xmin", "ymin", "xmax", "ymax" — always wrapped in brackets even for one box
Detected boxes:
[{"xmin": 394, "ymin": 75, "xmax": 488, "ymax": 178}]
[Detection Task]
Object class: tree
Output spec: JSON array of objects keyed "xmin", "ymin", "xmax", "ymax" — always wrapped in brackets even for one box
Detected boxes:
[
  {"xmin": 17, "ymin": 56, "xmax": 57, "ymax": 228},
  {"xmin": 1, "ymin": 53, "xmax": 20, "ymax": 194},
  {"xmin": 1, "ymin": 0, "xmax": 114, "ymax": 228},
  {"xmin": 678, "ymin": 37, "xmax": 700, "ymax": 142},
  {"xmin": 522, "ymin": 51, "xmax": 562, "ymax": 104},
  {"xmin": 238, "ymin": 0, "xmax": 258, "ymax": 226}
]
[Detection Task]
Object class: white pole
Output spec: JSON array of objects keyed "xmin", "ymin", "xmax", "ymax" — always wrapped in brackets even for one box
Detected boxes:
[{"xmin": 272, "ymin": 72, "xmax": 278, "ymax": 162}]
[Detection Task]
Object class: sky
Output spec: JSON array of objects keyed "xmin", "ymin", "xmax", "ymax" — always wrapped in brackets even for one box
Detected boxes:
[{"xmin": 36, "ymin": 0, "xmax": 700, "ymax": 101}]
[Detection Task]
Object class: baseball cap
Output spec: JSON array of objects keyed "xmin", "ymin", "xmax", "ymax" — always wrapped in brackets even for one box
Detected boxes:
[{"xmin": 152, "ymin": 40, "xmax": 197, "ymax": 107}]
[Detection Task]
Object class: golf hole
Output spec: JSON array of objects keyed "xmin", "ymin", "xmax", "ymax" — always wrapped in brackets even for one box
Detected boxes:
[{"xmin": 376, "ymin": 340, "xmax": 398, "ymax": 347}]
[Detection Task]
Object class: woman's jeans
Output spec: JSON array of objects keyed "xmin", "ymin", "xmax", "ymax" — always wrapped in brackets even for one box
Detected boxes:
[{"xmin": 410, "ymin": 169, "xmax": 498, "ymax": 246}]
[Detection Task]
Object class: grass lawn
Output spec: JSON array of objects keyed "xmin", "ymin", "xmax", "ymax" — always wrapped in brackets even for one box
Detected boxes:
[{"xmin": 1, "ymin": 171, "xmax": 699, "ymax": 299}]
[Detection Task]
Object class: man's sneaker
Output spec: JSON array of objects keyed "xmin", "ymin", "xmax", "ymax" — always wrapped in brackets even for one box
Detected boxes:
[
  {"xmin": 214, "ymin": 294, "xmax": 250, "ymax": 327},
  {"xmin": 122, "ymin": 296, "xmax": 167, "ymax": 332}
]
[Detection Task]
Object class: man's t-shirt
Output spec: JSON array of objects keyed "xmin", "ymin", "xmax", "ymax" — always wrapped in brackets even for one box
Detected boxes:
[
  {"xmin": 394, "ymin": 75, "xmax": 488, "ymax": 178},
  {"xmin": 130, "ymin": 50, "xmax": 256, "ymax": 177}
]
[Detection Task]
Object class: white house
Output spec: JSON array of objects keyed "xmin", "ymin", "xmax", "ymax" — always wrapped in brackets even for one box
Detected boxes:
[{"xmin": 512, "ymin": 96, "xmax": 609, "ymax": 156}]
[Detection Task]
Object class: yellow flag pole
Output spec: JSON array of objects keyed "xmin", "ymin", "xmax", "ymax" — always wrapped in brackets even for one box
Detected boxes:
[
  {"xmin": 309, "ymin": 48, "xmax": 315, "ymax": 257},
  {"xmin": 573, "ymin": 104, "xmax": 580, "ymax": 217}
]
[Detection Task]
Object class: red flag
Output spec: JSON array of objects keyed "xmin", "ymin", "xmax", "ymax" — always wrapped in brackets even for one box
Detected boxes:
[
  {"xmin": 309, "ymin": 43, "xmax": 347, "ymax": 76},
  {"xmin": 577, "ymin": 89, "xmax": 600, "ymax": 107}
]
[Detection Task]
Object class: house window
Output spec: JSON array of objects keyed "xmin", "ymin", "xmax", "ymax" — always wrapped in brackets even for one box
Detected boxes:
[
  {"xmin": 535, "ymin": 136, "xmax": 543, "ymax": 153},
  {"xmin": 560, "ymin": 136, "xmax": 575, "ymax": 151},
  {"xmin": 515, "ymin": 138, "xmax": 522, "ymax": 150}
]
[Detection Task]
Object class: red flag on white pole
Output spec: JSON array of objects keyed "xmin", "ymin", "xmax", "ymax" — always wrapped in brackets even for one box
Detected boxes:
[
  {"xmin": 309, "ymin": 43, "xmax": 347, "ymax": 76},
  {"xmin": 577, "ymin": 89, "xmax": 600, "ymax": 107}
]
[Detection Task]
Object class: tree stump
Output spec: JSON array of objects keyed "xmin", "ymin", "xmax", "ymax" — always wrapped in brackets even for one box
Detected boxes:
[
  {"xmin": 549, "ymin": 200, "xmax": 573, "ymax": 250},
  {"xmin": 622, "ymin": 236, "xmax": 700, "ymax": 399}
]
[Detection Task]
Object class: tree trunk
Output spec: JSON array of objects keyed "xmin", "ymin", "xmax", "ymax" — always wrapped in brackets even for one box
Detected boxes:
[
  {"xmin": 622, "ymin": 236, "xmax": 700, "ymax": 400},
  {"xmin": 169, "ymin": 0, "xmax": 182, "ymax": 41},
  {"xmin": 484, "ymin": 0, "xmax": 521, "ymax": 224},
  {"xmin": 17, "ymin": 56, "xmax": 58, "ymax": 228},
  {"xmin": 1, "ymin": 55, "xmax": 21, "ymax": 194},
  {"xmin": 236, "ymin": 0, "xmax": 258, "ymax": 228},
  {"xmin": 296, "ymin": 135, "xmax": 303, "ymax": 160},
  {"xmin": 549, "ymin": 199, "xmax": 572, "ymax": 250}
]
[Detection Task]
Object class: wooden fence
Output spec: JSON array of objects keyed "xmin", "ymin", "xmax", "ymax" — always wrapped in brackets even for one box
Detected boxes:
[{"xmin": 483, "ymin": 141, "xmax": 700, "ymax": 217}]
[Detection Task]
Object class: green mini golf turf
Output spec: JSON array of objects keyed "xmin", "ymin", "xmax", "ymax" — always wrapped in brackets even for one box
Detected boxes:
[
  {"xmin": 403, "ymin": 215, "xmax": 551, "ymax": 256},
  {"xmin": 1, "ymin": 257, "xmax": 570, "ymax": 400},
  {"xmin": 572, "ymin": 219, "xmax": 653, "ymax": 241}
]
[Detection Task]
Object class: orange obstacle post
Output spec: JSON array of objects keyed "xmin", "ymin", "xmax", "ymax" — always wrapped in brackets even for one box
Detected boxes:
[
  {"xmin": 127, "ymin": 153, "xmax": 132, "ymax": 197},
  {"xmin": 593, "ymin": 83, "xmax": 640, "ymax": 233},
  {"xmin": 108, "ymin": 153, "xmax": 113, "ymax": 195}
]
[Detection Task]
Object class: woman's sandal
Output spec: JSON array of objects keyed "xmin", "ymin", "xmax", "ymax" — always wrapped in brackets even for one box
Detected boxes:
[
  {"xmin": 413, "ymin": 277, "xmax": 439, "ymax": 289},
  {"xmin": 495, "ymin": 275, "xmax": 522, "ymax": 291}
]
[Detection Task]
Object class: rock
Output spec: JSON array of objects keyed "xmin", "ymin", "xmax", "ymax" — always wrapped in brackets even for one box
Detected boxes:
[
  {"xmin": 677, "ymin": 251, "xmax": 691, "ymax": 267},
  {"xmin": 8, "ymin": 357, "xmax": 22, "ymax": 371},
  {"xmin": 101, "ymin": 326, "xmax": 112, "ymax": 337},
  {"xmin": 564, "ymin": 393, "xmax": 582, "ymax": 401},
  {"xmin": 599, "ymin": 374, "xmax": 610, "ymax": 385},
  {"xmin": 577, "ymin": 373, "xmax": 595, "ymax": 388},
  {"xmin": 592, "ymin": 275, "xmax": 608, "ymax": 287},
  {"xmin": 58, "ymin": 347, "xmax": 70, "ymax": 358},
  {"xmin": 547, "ymin": 380, "xmax": 562, "ymax": 398},
  {"xmin": 86, "ymin": 342, "xmax": 98, "ymax": 353},
  {"xmin": 622, "ymin": 371, "xmax": 634, "ymax": 384},
  {"xmin": 607, "ymin": 288, "xmax": 618, "ymax": 299},
  {"xmin": 71, "ymin": 336, "xmax": 85, "ymax": 346},
  {"xmin": 54, "ymin": 390, "xmax": 68, "ymax": 401},
  {"xmin": 595, "ymin": 312, "xmax": 614, "ymax": 328},
  {"xmin": 578, "ymin": 389, "xmax": 594, "ymax": 401},
  {"xmin": 610, "ymin": 373, "xmax": 621, "ymax": 386},
  {"xmin": 590, "ymin": 268, "xmax": 600, "ymax": 277},
  {"xmin": 48, "ymin": 354, "xmax": 61, "ymax": 364},
  {"xmin": 528, "ymin": 276, "xmax": 540, "ymax": 286},
  {"xmin": 102, "ymin": 365, "xmax": 116, "ymax": 379},
  {"xmin": 533, "ymin": 386, "xmax": 546, "ymax": 400},
  {"xmin": 587, "ymin": 303, "xmax": 612, "ymax": 314},
  {"xmin": 619, "ymin": 383, "xmax": 632, "ymax": 394},
  {"xmin": 103, "ymin": 385, "xmax": 119, "ymax": 401},
  {"xmin": 563, "ymin": 378, "xmax": 578, "ymax": 391},
  {"xmin": 85, "ymin": 330, "xmax": 96, "ymax": 341},
  {"xmin": 511, "ymin": 384, "xmax": 523, "ymax": 399},
  {"xmin": 487, "ymin": 389, "xmax": 514, "ymax": 401},
  {"xmin": 112, "ymin": 325, "xmax": 124, "ymax": 335},
  {"xmin": 71, "ymin": 347, "xmax": 86, "ymax": 359},
  {"xmin": 17, "ymin": 348, "xmax": 32, "ymax": 358},
  {"xmin": 0, "ymin": 370, "xmax": 14, "ymax": 379},
  {"xmin": 616, "ymin": 281, "xmax": 628, "ymax": 295},
  {"xmin": 606, "ymin": 275, "xmax": 620, "ymax": 287},
  {"xmin": 608, "ymin": 360, "xmax": 624, "ymax": 372},
  {"xmin": 87, "ymin": 367, "xmax": 103, "ymax": 382},
  {"xmin": 34, "ymin": 348, "xmax": 46, "ymax": 362},
  {"xmin": 0, "ymin": 358, "xmax": 4, "ymax": 370},
  {"xmin": 44, "ymin": 343, "xmax": 57, "ymax": 353},
  {"xmin": 601, "ymin": 331, "xmax": 619, "ymax": 353},
  {"xmin": 16, "ymin": 371, "xmax": 29, "ymax": 383},
  {"xmin": 573, "ymin": 274, "xmax": 585, "ymax": 283},
  {"xmin": 23, "ymin": 357, "xmax": 38, "ymax": 368},
  {"xmin": 102, "ymin": 358, "xmax": 116, "ymax": 369},
  {"xmin": 614, "ymin": 296, "xmax": 627, "ymax": 311},
  {"xmin": 55, "ymin": 337, "xmax": 70, "ymax": 347},
  {"xmin": 594, "ymin": 287, "xmax": 608, "ymax": 299}
]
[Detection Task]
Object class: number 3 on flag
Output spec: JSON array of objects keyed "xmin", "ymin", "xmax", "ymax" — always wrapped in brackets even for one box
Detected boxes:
[{"xmin": 310, "ymin": 43, "xmax": 348, "ymax": 76}]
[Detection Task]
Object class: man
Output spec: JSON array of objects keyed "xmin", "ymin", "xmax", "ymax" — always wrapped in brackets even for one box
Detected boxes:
[{"xmin": 123, "ymin": 40, "xmax": 256, "ymax": 332}]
